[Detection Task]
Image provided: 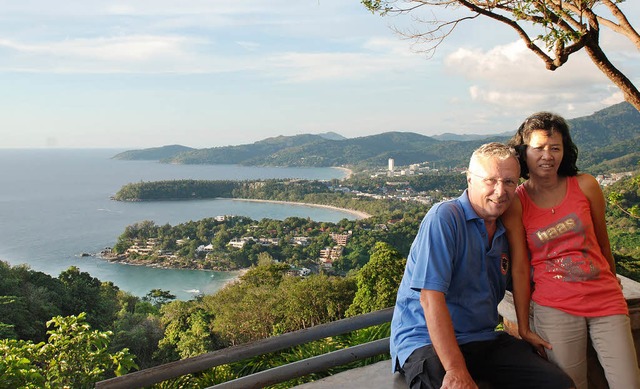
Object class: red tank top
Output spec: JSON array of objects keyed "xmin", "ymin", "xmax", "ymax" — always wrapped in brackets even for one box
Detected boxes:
[{"xmin": 516, "ymin": 176, "xmax": 627, "ymax": 317}]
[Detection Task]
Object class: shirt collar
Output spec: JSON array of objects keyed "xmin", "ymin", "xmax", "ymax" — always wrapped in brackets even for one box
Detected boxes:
[
  {"xmin": 459, "ymin": 189, "xmax": 479, "ymax": 222},
  {"xmin": 458, "ymin": 189, "xmax": 506, "ymax": 235}
]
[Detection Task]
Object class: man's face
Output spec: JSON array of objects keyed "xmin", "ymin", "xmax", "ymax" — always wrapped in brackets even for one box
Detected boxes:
[{"xmin": 467, "ymin": 156, "xmax": 520, "ymax": 222}]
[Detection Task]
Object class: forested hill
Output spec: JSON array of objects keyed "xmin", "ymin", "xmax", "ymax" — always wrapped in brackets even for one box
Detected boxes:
[
  {"xmin": 113, "ymin": 102, "xmax": 640, "ymax": 172},
  {"xmin": 111, "ymin": 144, "xmax": 195, "ymax": 161}
]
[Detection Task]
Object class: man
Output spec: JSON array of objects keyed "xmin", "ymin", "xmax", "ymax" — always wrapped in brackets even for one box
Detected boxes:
[{"xmin": 390, "ymin": 143, "xmax": 574, "ymax": 389}]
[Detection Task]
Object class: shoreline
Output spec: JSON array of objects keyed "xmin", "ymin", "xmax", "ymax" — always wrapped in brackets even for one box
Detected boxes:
[
  {"xmin": 96, "ymin": 195, "xmax": 370, "ymax": 279},
  {"xmin": 230, "ymin": 198, "xmax": 371, "ymax": 219},
  {"xmin": 332, "ymin": 166, "xmax": 353, "ymax": 179}
]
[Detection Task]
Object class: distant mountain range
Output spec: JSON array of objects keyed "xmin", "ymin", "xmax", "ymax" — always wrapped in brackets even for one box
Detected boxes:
[
  {"xmin": 431, "ymin": 132, "xmax": 513, "ymax": 141},
  {"xmin": 113, "ymin": 102, "xmax": 640, "ymax": 173}
]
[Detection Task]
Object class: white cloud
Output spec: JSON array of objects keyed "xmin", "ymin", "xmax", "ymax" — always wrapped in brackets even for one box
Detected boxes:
[
  {"xmin": 0, "ymin": 35, "xmax": 193, "ymax": 61},
  {"xmin": 0, "ymin": 1, "xmax": 398, "ymax": 79},
  {"xmin": 602, "ymin": 90, "xmax": 626, "ymax": 106},
  {"xmin": 262, "ymin": 35, "xmax": 434, "ymax": 83},
  {"xmin": 0, "ymin": 35, "xmax": 225, "ymax": 73},
  {"xmin": 0, "ymin": 33, "xmax": 416, "ymax": 79},
  {"xmin": 0, "ymin": 0, "xmax": 276, "ymax": 17},
  {"xmin": 442, "ymin": 38, "xmax": 635, "ymax": 119},
  {"xmin": 445, "ymin": 41, "xmax": 604, "ymax": 87}
]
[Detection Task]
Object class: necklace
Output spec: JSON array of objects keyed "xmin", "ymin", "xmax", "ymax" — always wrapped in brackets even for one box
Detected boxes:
[{"xmin": 526, "ymin": 178, "xmax": 565, "ymax": 215}]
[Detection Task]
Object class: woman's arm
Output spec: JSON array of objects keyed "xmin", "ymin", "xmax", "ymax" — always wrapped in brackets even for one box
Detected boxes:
[
  {"xmin": 578, "ymin": 173, "xmax": 617, "ymax": 274},
  {"xmin": 502, "ymin": 196, "xmax": 551, "ymax": 355}
]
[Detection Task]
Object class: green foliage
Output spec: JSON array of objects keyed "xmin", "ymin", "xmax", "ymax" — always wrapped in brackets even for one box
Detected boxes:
[
  {"xmin": 0, "ymin": 263, "xmax": 121, "ymax": 343},
  {"xmin": 108, "ymin": 175, "xmax": 429, "ymax": 274},
  {"xmin": 0, "ymin": 263, "xmax": 66, "ymax": 342},
  {"xmin": 361, "ymin": 0, "xmax": 391, "ymax": 14},
  {"xmin": 0, "ymin": 313, "xmax": 136, "ymax": 389},
  {"xmin": 110, "ymin": 298, "xmax": 164, "ymax": 369},
  {"xmin": 112, "ymin": 144, "xmax": 195, "ymax": 161},
  {"xmin": 205, "ymin": 275, "xmax": 283, "ymax": 345},
  {"xmin": 616, "ymin": 253, "xmax": 640, "ymax": 282},
  {"xmin": 113, "ymin": 179, "xmax": 238, "ymax": 201},
  {"xmin": 42, "ymin": 313, "xmax": 137, "ymax": 386},
  {"xmin": 239, "ymin": 262, "xmax": 291, "ymax": 287},
  {"xmin": 154, "ymin": 262, "xmax": 357, "ymax": 357},
  {"xmin": 58, "ymin": 266, "xmax": 121, "ymax": 331},
  {"xmin": 143, "ymin": 289, "xmax": 177, "ymax": 308},
  {"xmin": 0, "ymin": 339, "xmax": 44, "ymax": 389},
  {"xmin": 156, "ymin": 300, "xmax": 224, "ymax": 361},
  {"xmin": 346, "ymin": 242, "xmax": 406, "ymax": 317},
  {"xmin": 275, "ymin": 274, "xmax": 357, "ymax": 332},
  {"xmin": 604, "ymin": 172, "xmax": 640, "ymax": 281},
  {"xmin": 0, "ymin": 295, "xmax": 18, "ymax": 339}
]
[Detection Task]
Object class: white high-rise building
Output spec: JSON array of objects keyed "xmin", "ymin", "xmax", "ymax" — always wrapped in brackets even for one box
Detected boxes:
[{"xmin": 388, "ymin": 158, "xmax": 395, "ymax": 172}]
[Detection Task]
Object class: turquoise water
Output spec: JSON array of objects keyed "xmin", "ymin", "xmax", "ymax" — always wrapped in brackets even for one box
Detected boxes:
[{"xmin": 0, "ymin": 149, "xmax": 352, "ymax": 300}]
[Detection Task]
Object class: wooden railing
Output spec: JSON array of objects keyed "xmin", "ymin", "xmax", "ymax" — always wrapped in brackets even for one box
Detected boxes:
[
  {"xmin": 96, "ymin": 275, "xmax": 640, "ymax": 389},
  {"xmin": 95, "ymin": 308, "xmax": 393, "ymax": 389}
]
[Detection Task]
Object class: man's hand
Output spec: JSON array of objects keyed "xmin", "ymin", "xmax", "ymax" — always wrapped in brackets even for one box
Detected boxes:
[
  {"xmin": 441, "ymin": 368, "xmax": 478, "ymax": 389},
  {"xmin": 519, "ymin": 329, "xmax": 552, "ymax": 359}
]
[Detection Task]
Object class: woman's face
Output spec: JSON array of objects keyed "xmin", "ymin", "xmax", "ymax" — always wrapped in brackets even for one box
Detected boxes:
[{"xmin": 525, "ymin": 130, "xmax": 564, "ymax": 178}]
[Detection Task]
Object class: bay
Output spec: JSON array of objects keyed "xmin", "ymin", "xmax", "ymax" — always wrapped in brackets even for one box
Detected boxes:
[{"xmin": 0, "ymin": 149, "xmax": 352, "ymax": 300}]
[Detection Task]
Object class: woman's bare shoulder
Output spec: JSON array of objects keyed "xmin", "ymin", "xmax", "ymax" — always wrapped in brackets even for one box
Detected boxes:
[{"xmin": 576, "ymin": 173, "xmax": 601, "ymax": 196}]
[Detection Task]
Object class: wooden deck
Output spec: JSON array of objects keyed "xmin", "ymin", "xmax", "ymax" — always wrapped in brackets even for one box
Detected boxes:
[{"xmin": 293, "ymin": 360, "xmax": 405, "ymax": 389}]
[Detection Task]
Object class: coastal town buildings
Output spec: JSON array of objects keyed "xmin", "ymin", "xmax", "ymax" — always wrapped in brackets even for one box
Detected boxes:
[
  {"xmin": 330, "ymin": 231, "xmax": 352, "ymax": 246},
  {"xmin": 319, "ymin": 246, "xmax": 344, "ymax": 268}
]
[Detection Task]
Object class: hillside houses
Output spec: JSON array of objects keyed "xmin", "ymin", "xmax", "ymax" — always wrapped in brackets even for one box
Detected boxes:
[
  {"xmin": 319, "ymin": 246, "xmax": 344, "ymax": 268},
  {"xmin": 292, "ymin": 236, "xmax": 311, "ymax": 246},
  {"xmin": 329, "ymin": 231, "xmax": 352, "ymax": 246},
  {"xmin": 227, "ymin": 237, "xmax": 280, "ymax": 249},
  {"xmin": 596, "ymin": 172, "xmax": 634, "ymax": 186},
  {"xmin": 115, "ymin": 209, "xmax": 412, "ymax": 276},
  {"xmin": 126, "ymin": 238, "xmax": 160, "ymax": 255}
]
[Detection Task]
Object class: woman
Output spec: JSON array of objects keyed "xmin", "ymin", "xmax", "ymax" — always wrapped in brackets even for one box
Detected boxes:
[{"xmin": 502, "ymin": 111, "xmax": 640, "ymax": 389}]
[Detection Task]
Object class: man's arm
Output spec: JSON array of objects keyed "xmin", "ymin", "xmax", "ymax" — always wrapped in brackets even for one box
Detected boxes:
[{"xmin": 421, "ymin": 289, "xmax": 477, "ymax": 389}]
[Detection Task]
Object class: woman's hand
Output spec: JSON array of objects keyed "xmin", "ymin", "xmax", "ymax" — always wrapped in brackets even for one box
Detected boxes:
[{"xmin": 519, "ymin": 328, "xmax": 552, "ymax": 359}]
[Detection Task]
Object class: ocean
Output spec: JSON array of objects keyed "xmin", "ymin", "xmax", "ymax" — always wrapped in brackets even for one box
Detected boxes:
[{"xmin": 0, "ymin": 149, "xmax": 353, "ymax": 300}]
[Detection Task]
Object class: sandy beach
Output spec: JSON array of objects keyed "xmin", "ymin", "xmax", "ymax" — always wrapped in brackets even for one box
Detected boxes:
[
  {"xmin": 231, "ymin": 198, "xmax": 371, "ymax": 219},
  {"xmin": 333, "ymin": 166, "xmax": 353, "ymax": 179}
]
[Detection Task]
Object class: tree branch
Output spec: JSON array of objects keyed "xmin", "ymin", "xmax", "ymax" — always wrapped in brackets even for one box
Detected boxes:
[
  {"xmin": 599, "ymin": 0, "xmax": 640, "ymax": 49},
  {"xmin": 362, "ymin": 0, "xmax": 640, "ymax": 111},
  {"xmin": 583, "ymin": 31, "xmax": 640, "ymax": 110},
  {"xmin": 457, "ymin": 1, "xmax": 567, "ymax": 69}
]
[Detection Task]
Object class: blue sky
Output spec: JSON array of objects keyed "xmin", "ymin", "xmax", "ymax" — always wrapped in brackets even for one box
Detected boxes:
[{"xmin": 1, "ymin": 1, "xmax": 638, "ymax": 149}]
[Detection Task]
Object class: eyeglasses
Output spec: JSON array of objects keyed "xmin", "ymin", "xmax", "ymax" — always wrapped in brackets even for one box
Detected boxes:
[{"xmin": 468, "ymin": 171, "xmax": 518, "ymax": 189}]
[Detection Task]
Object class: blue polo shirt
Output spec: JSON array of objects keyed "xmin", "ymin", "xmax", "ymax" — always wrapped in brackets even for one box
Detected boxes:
[{"xmin": 390, "ymin": 190, "xmax": 510, "ymax": 372}]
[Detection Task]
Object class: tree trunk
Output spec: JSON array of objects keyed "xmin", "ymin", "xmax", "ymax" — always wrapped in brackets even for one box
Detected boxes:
[{"xmin": 583, "ymin": 41, "xmax": 640, "ymax": 112}]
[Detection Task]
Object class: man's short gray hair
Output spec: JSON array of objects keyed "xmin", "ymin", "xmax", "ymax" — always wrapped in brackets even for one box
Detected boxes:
[{"xmin": 468, "ymin": 142, "xmax": 518, "ymax": 173}]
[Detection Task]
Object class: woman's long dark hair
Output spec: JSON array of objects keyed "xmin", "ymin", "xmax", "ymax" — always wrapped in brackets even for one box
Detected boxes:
[{"xmin": 508, "ymin": 112, "xmax": 579, "ymax": 179}]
